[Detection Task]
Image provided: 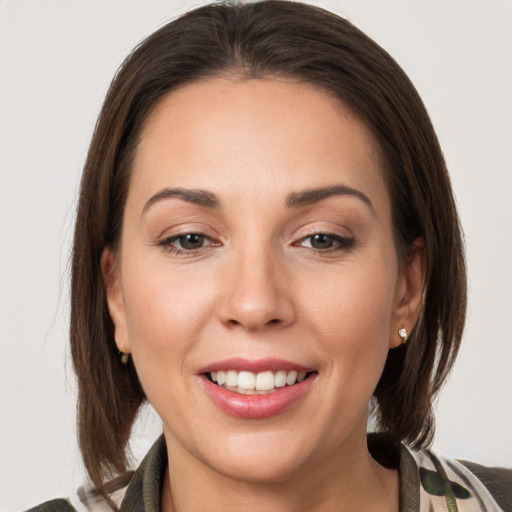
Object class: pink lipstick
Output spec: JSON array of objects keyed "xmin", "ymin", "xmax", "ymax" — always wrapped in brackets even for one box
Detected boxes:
[{"xmin": 198, "ymin": 358, "xmax": 317, "ymax": 419}]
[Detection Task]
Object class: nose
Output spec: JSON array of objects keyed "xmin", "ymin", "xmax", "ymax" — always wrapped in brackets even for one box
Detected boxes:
[{"xmin": 218, "ymin": 246, "xmax": 296, "ymax": 332}]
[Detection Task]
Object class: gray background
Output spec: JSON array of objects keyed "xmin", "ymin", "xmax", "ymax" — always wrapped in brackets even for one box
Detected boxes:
[{"xmin": 1, "ymin": 0, "xmax": 511, "ymax": 509}]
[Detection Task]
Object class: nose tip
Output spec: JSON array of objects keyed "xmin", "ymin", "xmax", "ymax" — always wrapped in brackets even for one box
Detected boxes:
[
  {"xmin": 218, "ymin": 253, "xmax": 296, "ymax": 332},
  {"xmin": 223, "ymin": 307, "xmax": 286, "ymax": 332}
]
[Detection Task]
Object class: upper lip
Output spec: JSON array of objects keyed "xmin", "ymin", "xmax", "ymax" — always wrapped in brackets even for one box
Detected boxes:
[{"xmin": 198, "ymin": 357, "xmax": 313, "ymax": 374}]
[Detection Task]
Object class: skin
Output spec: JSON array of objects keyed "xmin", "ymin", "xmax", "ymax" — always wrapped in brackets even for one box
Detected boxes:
[{"xmin": 103, "ymin": 78, "xmax": 425, "ymax": 511}]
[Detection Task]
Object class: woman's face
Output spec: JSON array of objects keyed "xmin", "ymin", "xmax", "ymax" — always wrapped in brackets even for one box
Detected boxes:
[{"xmin": 104, "ymin": 78, "xmax": 422, "ymax": 482}]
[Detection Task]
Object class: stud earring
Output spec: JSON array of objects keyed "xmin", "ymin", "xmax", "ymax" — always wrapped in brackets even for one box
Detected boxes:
[
  {"xmin": 398, "ymin": 328, "xmax": 408, "ymax": 344},
  {"xmin": 118, "ymin": 342, "xmax": 130, "ymax": 364}
]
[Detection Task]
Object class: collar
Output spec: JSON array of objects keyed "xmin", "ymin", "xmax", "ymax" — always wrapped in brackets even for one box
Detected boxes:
[{"xmin": 116, "ymin": 433, "xmax": 506, "ymax": 512}]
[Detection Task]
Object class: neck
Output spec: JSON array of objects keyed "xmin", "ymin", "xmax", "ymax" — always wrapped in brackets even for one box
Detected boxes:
[{"xmin": 161, "ymin": 424, "xmax": 399, "ymax": 512}]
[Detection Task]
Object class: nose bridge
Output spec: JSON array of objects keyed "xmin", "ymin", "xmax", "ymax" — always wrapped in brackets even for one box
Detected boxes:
[{"xmin": 219, "ymin": 237, "xmax": 295, "ymax": 331}]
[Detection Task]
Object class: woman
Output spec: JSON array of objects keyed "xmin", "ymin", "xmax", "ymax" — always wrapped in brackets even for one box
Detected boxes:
[{"xmin": 26, "ymin": 1, "xmax": 511, "ymax": 511}]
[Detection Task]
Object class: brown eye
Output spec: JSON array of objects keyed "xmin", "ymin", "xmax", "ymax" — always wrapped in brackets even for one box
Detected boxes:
[
  {"xmin": 297, "ymin": 233, "xmax": 354, "ymax": 252},
  {"xmin": 178, "ymin": 233, "xmax": 206, "ymax": 250},
  {"xmin": 160, "ymin": 232, "xmax": 214, "ymax": 254},
  {"xmin": 309, "ymin": 234, "xmax": 335, "ymax": 249}
]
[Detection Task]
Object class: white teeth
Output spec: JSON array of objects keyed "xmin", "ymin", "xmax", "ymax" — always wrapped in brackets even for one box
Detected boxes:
[
  {"xmin": 274, "ymin": 370, "xmax": 287, "ymax": 387},
  {"xmin": 226, "ymin": 370, "xmax": 238, "ymax": 387},
  {"xmin": 238, "ymin": 371, "xmax": 256, "ymax": 390},
  {"xmin": 286, "ymin": 371, "xmax": 298, "ymax": 386},
  {"xmin": 208, "ymin": 369, "xmax": 310, "ymax": 392},
  {"xmin": 256, "ymin": 371, "xmax": 274, "ymax": 391},
  {"xmin": 216, "ymin": 370, "xmax": 226, "ymax": 385}
]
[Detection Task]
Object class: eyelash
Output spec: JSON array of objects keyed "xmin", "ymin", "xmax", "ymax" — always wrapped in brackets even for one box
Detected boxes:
[
  {"xmin": 158, "ymin": 232, "xmax": 354, "ymax": 255},
  {"xmin": 295, "ymin": 233, "xmax": 355, "ymax": 253},
  {"xmin": 159, "ymin": 233, "xmax": 217, "ymax": 255}
]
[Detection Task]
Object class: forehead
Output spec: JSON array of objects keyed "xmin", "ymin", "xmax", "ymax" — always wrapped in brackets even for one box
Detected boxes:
[{"xmin": 129, "ymin": 78, "xmax": 389, "ymax": 214}]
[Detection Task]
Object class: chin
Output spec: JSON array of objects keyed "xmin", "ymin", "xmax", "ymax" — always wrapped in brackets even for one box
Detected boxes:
[
  {"xmin": 201, "ymin": 429, "xmax": 315, "ymax": 484},
  {"xmin": 212, "ymin": 453, "xmax": 306, "ymax": 484}
]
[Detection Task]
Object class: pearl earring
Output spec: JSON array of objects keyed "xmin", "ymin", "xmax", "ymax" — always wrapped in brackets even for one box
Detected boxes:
[
  {"xmin": 398, "ymin": 328, "xmax": 408, "ymax": 344},
  {"xmin": 118, "ymin": 342, "xmax": 130, "ymax": 364}
]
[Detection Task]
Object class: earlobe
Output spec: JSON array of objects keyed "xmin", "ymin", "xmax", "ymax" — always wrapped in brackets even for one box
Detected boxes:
[
  {"xmin": 101, "ymin": 248, "xmax": 131, "ymax": 354},
  {"xmin": 390, "ymin": 238, "xmax": 426, "ymax": 348}
]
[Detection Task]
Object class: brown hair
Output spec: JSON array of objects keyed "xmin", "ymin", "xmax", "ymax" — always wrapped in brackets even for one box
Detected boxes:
[{"xmin": 71, "ymin": 0, "xmax": 466, "ymax": 500}]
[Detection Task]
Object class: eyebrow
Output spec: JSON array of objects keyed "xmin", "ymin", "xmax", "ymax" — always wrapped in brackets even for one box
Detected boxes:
[
  {"xmin": 142, "ymin": 187, "xmax": 221, "ymax": 215},
  {"xmin": 286, "ymin": 185, "xmax": 375, "ymax": 214},
  {"xmin": 142, "ymin": 184, "xmax": 375, "ymax": 216}
]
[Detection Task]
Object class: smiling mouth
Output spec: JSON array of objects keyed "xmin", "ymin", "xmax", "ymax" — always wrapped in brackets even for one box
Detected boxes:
[{"xmin": 206, "ymin": 370, "xmax": 317, "ymax": 395}]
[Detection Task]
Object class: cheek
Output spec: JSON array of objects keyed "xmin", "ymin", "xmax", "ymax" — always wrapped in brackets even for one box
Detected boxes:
[
  {"xmin": 119, "ymin": 262, "xmax": 222, "ymax": 426},
  {"xmin": 300, "ymin": 262, "xmax": 396, "ymax": 374},
  {"xmin": 121, "ymin": 259, "xmax": 216, "ymax": 370}
]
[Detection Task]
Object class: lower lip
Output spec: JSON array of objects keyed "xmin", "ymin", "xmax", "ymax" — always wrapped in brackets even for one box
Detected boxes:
[{"xmin": 201, "ymin": 374, "xmax": 317, "ymax": 419}]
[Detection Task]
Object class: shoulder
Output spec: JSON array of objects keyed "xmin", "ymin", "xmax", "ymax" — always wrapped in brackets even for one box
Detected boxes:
[
  {"xmin": 24, "ymin": 480, "xmax": 127, "ymax": 512},
  {"xmin": 368, "ymin": 433, "xmax": 512, "ymax": 512},
  {"xmin": 410, "ymin": 446, "xmax": 512, "ymax": 512},
  {"xmin": 23, "ymin": 436, "xmax": 167, "ymax": 512},
  {"xmin": 459, "ymin": 459, "xmax": 512, "ymax": 512},
  {"xmin": 25, "ymin": 499, "xmax": 76, "ymax": 512}
]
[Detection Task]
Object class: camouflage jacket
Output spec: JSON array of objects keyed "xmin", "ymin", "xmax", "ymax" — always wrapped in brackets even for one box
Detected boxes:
[{"xmin": 26, "ymin": 434, "xmax": 512, "ymax": 512}]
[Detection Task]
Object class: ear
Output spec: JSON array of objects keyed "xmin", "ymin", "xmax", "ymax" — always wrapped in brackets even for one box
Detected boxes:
[
  {"xmin": 389, "ymin": 238, "xmax": 426, "ymax": 348},
  {"xmin": 101, "ymin": 248, "xmax": 131, "ymax": 355}
]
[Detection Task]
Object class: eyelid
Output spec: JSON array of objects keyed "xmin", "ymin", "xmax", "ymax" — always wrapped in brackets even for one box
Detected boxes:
[
  {"xmin": 290, "ymin": 223, "xmax": 355, "ymax": 252},
  {"xmin": 154, "ymin": 220, "xmax": 219, "ymax": 240},
  {"xmin": 292, "ymin": 222, "xmax": 353, "ymax": 240}
]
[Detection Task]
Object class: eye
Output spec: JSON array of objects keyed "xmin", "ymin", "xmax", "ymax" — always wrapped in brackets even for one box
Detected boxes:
[
  {"xmin": 297, "ymin": 233, "xmax": 354, "ymax": 251},
  {"xmin": 175, "ymin": 233, "xmax": 207, "ymax": 250},
  {"xmin": 159, "ymin": 232, "xmax": 215, "ymax": 254}
]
